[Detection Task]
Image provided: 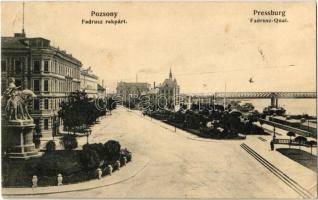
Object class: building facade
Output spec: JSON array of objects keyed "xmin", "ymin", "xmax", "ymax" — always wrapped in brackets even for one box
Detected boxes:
[
  {"xmin": 1, "ymin": 32, "xmax": 82, "ymax": 140},
  {"xmin": 80, "ymin": 67, "xmax": 99, "ymax": 98},
  {"xmin": 157, "ymin": 69, "xmax": 180, "ymax": 109},
  {"xmin": 116, "ymin": 81, "xmax": 151, "ymax": 102}
]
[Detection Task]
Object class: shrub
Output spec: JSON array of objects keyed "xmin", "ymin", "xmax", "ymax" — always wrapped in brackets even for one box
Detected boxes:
[
  {"xmin": 61, "ymin": 135, "xmax": 78, "ymax": 150},
  {"xmin": 120, "ymin": 148, "xmax": 132, "ymax": 162},
  {"xmin": 104, "ymin": 140, "xmax": 121, "ymax": 161},
  {"xmin": 83, "ymin": 143, "xmax": 104, "ymax": 159},
  {"xmin": 79, "ymin": 148, "xmax": 100, "ymax": 170},
  {"xmin": 45, "ymin": 140, "xmax": 56, "ymax": 151},
  {"xmin": 37, "ymin": 151, "xmax": 82, "ymax": 176}
]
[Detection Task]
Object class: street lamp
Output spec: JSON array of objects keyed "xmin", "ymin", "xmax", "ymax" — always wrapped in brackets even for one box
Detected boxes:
[
  {"xmin": 52, "ymin": 115, "xmax": 55, "ymax": 140},
  {"xmin": 86, "ymin": 129, "xmax": 92, "ymax": 144}
]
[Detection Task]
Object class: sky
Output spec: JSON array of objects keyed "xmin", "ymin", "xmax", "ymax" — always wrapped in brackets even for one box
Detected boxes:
[{"xmin": 1, "ymin": 1, "xmax": 316, "ymax": 94}]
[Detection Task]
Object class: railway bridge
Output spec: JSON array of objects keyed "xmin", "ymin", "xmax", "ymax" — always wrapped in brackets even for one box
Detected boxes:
[{"xmin": 214, "ymin": 92, "xmax": 316, "ymax": 107}]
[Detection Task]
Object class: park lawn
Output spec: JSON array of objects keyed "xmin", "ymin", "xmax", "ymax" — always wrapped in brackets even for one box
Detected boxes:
[{"xmin": 276, "ymin": 148, "xmax": 317, "ymax": 172}]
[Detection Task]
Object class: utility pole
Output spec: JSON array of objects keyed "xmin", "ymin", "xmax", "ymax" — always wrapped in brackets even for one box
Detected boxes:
[
  {"xmin": 174, "ymin": 84, "xmax": 177, "ymax": 132},
  {"xmin": 22, "ymin": 1, "xmax": 25, "ymax": 35},
  {"xmin": 223, "ymin": 82, "xmax": 227, "ymax": 111}
]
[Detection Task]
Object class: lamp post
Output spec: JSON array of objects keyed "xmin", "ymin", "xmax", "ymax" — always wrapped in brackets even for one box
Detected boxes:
[
  {"xmin": 52, "ymin": 115, "xmax": 55, "ymax": 140},
  {"xmin": 86, "ymin": 129, "xmax": 91, "ymax": 144},
  {"xmin": 307, "ymin": 119, "xmax": 310, "ymax": 132}
]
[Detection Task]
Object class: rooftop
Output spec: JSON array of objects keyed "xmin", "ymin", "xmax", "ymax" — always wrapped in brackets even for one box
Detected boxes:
[
  {"xmin": 118, "ymin": 82, "xmax": 150, "ymax": 87},
  {"xmin": 81, "ymin": 67, "xmax": 99, "ymax": 80},
  {"xmin": 2, "ymin": 33, "xmax": 81, "ymax": 64}
]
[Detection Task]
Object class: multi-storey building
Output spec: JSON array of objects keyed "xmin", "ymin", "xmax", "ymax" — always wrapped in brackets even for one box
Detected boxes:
[
  {"xmin": 116, "ymin": 81, "xmax": 151, "ymax": 102},
  {"xmin": 80, "ymin": 67, "xmax": 98, "ymax": 98},
  {"xmin": 1, "ymin": 32, "xmax": 82, "ymax": 141},
  {"xmin": 157, "ymin": 69, "xmax": 180, "ymax": 109}
]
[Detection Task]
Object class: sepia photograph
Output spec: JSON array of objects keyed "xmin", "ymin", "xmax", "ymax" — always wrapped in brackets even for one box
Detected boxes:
[{"xmin": 1, "ymin": 1, "xmax": 317, "ymax": 199}]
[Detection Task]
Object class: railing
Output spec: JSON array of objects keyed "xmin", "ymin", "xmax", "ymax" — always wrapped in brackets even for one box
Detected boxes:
[
  {"xmin": 259, "ymin": 118, "xmax": 313, "ymax": 138},
  {"xmin": 215, "ymin": 92, "xmax": 316, "ymax": 99},
  {"xmin": 273, "ymin": 139, "xmax": 316, "ymax": 147}
]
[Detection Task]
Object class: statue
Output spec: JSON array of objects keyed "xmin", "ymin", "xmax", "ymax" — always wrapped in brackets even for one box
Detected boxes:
[
  {"xmin": 2, "ymin": 77, "xmax": 41, "ymax": 159},
  {"xmin": 2, "ymin": 78, "xmax": 36, "ymax": 121}
]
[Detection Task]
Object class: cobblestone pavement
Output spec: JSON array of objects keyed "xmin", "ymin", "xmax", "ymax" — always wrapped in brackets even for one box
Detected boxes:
[{"xmin": 27, "ymin": 107, "xmax": 317, "ymax": 198}]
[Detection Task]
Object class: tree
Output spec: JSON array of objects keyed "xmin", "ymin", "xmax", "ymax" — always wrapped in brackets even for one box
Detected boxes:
[
  {"xmin": 104, "ymin": 140, "xmax": 121, "ymax": 161},
  {"xmin": 58, "ymin": 91, "xmax": 105, "ymax": 134},
  {"xmin": 294, "ymin": 136, "xmax": 307, "ymax": 150},
  {"xmin": 306, "ymin": 140, "xmax": 317, "ymax": 156},
  {"xmin": 287, "ymin": 131, "xmax": 296, "ymax": 148},
  {"xmin": 61, "ymin": 135, "xmax": 78, "ymax": 150}
]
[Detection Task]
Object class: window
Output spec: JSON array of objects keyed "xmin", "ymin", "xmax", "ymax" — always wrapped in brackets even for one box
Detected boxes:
[
  {"xmin": 15, "ymin": 79, "xmax": 22, "ymax": 87},
  {"xmin": 1, "ymin": 60, "xmax": 7, "ymax": 72},
  {"xmin": 33, "ymin": 80, "xmax": 40, "ymax": 91},
  {"xmin": 15, "ymin": 60, "xmax": 22, "ymax": 73},
  {"xmin": 43, "ymin": 40, "xmax": 49, "ymax": 47},
  {"xmin": 36, "ymin": 40, "xmax": 42, "ymax": 47},
  {"xmin": 44, "ymin": 80, "xmax": 49, "ymax": 92},
  {"xmin": 52, "ymin": 61, "xmax": 56, "ymax": 73},
  {"xmin": 33, "ymin": 60, "xmax": 40, "ymax": 73},
  {"xmin": 52, "ymin": 99, "xmax": 55, "ymax": 109},
  {"xmin": 34, "ymin": 118, "xmax": 40, "ymax": 126},
  {"xmin": 44, "ymin": 99, "xmax": 49, "ymax": 109},
  {"xmin": 33, "ymin": 99, "xmax": 40, "ymax": 110},
  {"xmin": 44, "ymin": 60, "xmax": 49, "ymax": 73},
  {"xmin": 30, "ymin": 40, "xmax": 36, "ymax": 47},
  {"xmin": 44, "ymin": 119, "xmax": 49, "ymax": 130}
]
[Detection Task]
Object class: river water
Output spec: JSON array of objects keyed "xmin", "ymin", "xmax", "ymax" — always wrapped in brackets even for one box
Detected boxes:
[{"xmin": 240, "ymin": 99, "xmax": 316, "ymax": 116}]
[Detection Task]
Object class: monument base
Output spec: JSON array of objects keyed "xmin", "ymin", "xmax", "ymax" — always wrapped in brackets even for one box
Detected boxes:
[{"xmin": 2, "ymin": 120, "xmax": 42, "ymax": 160}]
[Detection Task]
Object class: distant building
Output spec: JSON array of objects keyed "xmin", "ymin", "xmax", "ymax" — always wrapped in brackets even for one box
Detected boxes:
[
  {"xmin": 80, "ymin": 67, "xmax": 98, "ymax": 98},
  {"xmin": 1, "ymin": 32, "xmax": 82, "ymax": 140},
  {"xmin": 97, "ymin": 83, "xmax": 106, "ymax": 97},
  {"xmin": 116, "ymin": 81, "xmax": 151, "ymax": 102},
  {"xmin": 157, "ymin": 69, "xmax": 180, "ymax": 109}
]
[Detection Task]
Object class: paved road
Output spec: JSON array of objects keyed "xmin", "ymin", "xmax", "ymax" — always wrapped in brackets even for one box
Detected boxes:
[{"xmin": 46, "ymin": 107, "xmax": 305, "ymax": 198}]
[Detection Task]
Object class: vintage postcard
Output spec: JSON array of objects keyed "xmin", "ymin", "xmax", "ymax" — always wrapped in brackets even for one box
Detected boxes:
[{"xmin": 1, "ymin": 1, "xmax": 317, "ymax": 199}]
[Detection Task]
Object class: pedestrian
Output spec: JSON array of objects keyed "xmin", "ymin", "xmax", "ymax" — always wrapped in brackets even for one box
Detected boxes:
[{"xmin": 270, "ymin": 140, "xmax": 274, "ymax": 151}]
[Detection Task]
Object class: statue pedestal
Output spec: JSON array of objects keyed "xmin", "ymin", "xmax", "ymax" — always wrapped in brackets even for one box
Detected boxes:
[{"xmin": 2, "ymin": 120, "xmax": 42, "ymax": 160}]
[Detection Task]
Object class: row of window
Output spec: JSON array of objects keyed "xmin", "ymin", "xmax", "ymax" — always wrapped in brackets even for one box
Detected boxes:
[
  {"xmin": 34, "ymin": 118, "xmax": 49, "ymax": 130},
  {"xmin": 33, "ymin": 97, "xmax": 67, "ymax": 111},
  {"xmin": 1, "ymin": 60, "xmax": 23, "ymax": 73},
  {"xmin": 32, "ymin": 79, "xmax": 80, "ymax": 93},
  {"xmin": 41, "ymin": 59, "xmax": 80, "ymax": 79},
  {"xmin": 34, "ymin": 117, "xmax": 54, "ymax": 131},
  {"xmin": 1, "ymin": 59, "xmax": 80, "ymax": 79}
]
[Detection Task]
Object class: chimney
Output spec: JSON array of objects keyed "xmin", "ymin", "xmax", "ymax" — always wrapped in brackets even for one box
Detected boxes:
[{"xmin": 153, "ymin": 82, "xmax": 156, "ymax": 88}]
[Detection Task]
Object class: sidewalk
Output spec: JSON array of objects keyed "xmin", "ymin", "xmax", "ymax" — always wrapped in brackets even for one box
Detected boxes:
[
  {"xmin": 2, "ymin": 154, "xmax": 149, "ymax": 196},
  {"xmin": 244, "ymin": 136, "xmax": 317, "ymax": 197}
]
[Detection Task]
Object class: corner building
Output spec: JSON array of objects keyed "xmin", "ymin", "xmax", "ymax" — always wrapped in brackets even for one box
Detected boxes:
[{"xmin": 1, "ymin": 32, "xmax": 82, "ymax": 141}]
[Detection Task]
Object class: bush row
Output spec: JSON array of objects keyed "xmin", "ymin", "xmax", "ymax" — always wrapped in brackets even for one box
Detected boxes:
[{"xmin": 2, "ymin": 139, "xmax": 132, "ymax": 187}]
